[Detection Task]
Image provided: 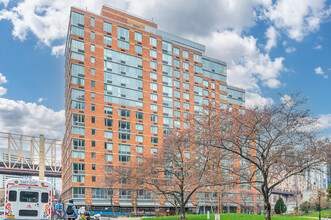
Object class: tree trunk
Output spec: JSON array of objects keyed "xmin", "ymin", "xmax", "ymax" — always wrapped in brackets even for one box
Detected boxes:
[
  {"xmin": 264, "ymin": 200, "xmax": 271, "ymax": 220},
  {"xmin": 180, "ymin": 204, "xmax": 186, "ymax": 219}
]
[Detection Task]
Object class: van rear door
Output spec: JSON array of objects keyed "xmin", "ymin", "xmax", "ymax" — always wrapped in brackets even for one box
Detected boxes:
[{"xmin": 18, "ymin": 190, "xmax": 40, "ymax": 218}]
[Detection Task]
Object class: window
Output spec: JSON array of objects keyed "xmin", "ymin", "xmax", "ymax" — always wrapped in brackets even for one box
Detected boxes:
[
  {"xmin": 92, "ymin": 176, "xmax": 96, "ymax": 182},
  {"xmin": 183, "ymin": 62, "xmax": 189, "ymax": 70},
  {"xmin": 211, "ymin": 82, "xmax": 215, "ymax": 89},
  {"xmin": 73, "ymin": 163, "xmax": 85, "ymax": 174},
  {"xmin": 71, "ymin": 77, "xmax": 84, "ymax": 86},
  {"xmin": 174, "ymin": 120, "xmax": 181, "ymax": 128},
  {"xmin": 183, "ymin": 103, "xmax": 190, "ymax": 109},
  {"xmin": 91, "ymin": 164, "xmax": 96, "ymax": 171},
  {"xmin": 104, "ymin": 131, "xmax": 113, "ymax": 139},
  {"xmin": 71, "ymin": 11, "xmax": 84, "ymax": 26},
  {"xmin": 136, "ymin": 123, "xmax": 143, "ymax": 131},
  {"xmin": 119, "ymin": 132, "xmax": 130, "ymax": 140},
  {"xmin": 194, "ymin": 53, "xmax": 202, "ymax": 63},
  {"xmin": 150, "ymin": 93, "xmax": 158, "ymax": 101},
  {"xmin": 183, "ymin": 72, "xmax": 189, "ymax": 80},
  {"xmin": 72, "ymin": 139, "xmax": 85, "ymax": 150},
  {"xmin": 174, "ymin": 90, "xmax": 180, "ymax": 98},
  {"xmin": 104, "ymin": 35, "xmax": 112, "ymax": 45},
  {"xmin": 151, "ymin": 114, "xmax": 158, "ymax": 122},
  {"xmin": 72, "ymin": 151, "xmax": 85, "ymax": 159},
  {"xmin": 104, "ymin": 21, "xmax": 112, "ymax": 33},
  {"xmin": 203, "ymin": 80, "xmax": 209, "ymax": 87},
  {"xmin": 183, "ymin": 50, "xmax": 189, "ymax": 59},
  {"xmin": 91, "ymin": 31, "xmax": 95, "ymax": 40},
  {"xmin": 194, "ymin": 65, "xmax": 202, "ymax": 73},
  {"xmin": 20, "ymin": 191, "xmax": 38, "ymax": 203},
  {"xmin": 71, "ymin": 52, "xmax": 84, "ymax": 62},
  {"xmin": 118, "ymin": 26, "xmax": 129, "ymax": 41},
  {"xmin": 91, "ymin": 57, "xmax": 95, "ymax": 64},
  {"xmin": 150, "ymin": 82, "xmax": 157, "ymax": 91},
  {"xmin": 183, "ymin": 92, "xmax": 189, "ymax": 100},
  {"xmin": 183, "ymin": 82, "xmax": 189, "ymax": 90},
  {"xmin": 72, "ymin": 127, "xmax": 85, "ymax": 135},
  {"xmin": 71, "ymin": 64, "xmax": 84, "ymax": 77},
  {"xmin": 118, "ymin": 40, "xmax": 130, "ymax": 50},
  {"xmin": 150, "ymin": 49, "xmax": 157, "ymax": 58},
  {"xmin": 105, "ymin": 153, "xmax": 113, "ymax": 161},
  {"xmin": 119, "ymin": 109, "xmax": 130, "ymax": 118},
  {"xmin": 174, "ymin": 101, "xmax": 181, "ymax": 108},
  {"xmin": 174, "ymin": 70, "xmax": 180, "ymax": 78},
  {"xmin": 91, "ymin": 92, "xmax": 95, "ymax": 99},
  {"xmin": 173, "ymin": 47, "xmax": 180, "ymax": 56},
  {"xmin": 119, "ymin": 144, "xmax": 131, "ymax": 162},
  {"xmin": 91, "ymin": 68, "xmax": 95, "ymax": 76},
  {"xmin": 91, "ymin": 116, "xmax": 95, "ymax": 124},
  {"xmin": 203, "ymin": 90, "xmax": 209, "ymax": 96},
  {"xmin": 91, "ymin": 129, "xmax": 96, "ymax": 136},
  {"xmin": 9, "ymin": 191, "xmax": 17, "ymax": 202},
  {"xmin": 105, "ymin": 142, "xmax": 113, "ymax": 150},
  {"xmin": 136, "ymin": 145, "xmax": 143, "ymax": 153},
  {"xmin": 151, "ymin": 126, "xmax": 158, "ymax": 134},
  {"xmin": 91, "ymin": 152, "xmax": 96, "ymax": 159},
  {"xmin": 73, "ymin": 188, "xmax": 85, "ymax": 198},
  {"xmin": 135, "ymin": 32, "xmax": 142, "ymax": 42},
  {"xmin": 151, "ymin": 147, "xmax": 158, "ymax": 154},
  {"xmin": 150, "ymin": 104, "xmax": 157, "ymax": 112},
  {"xmin": 40, "ymin": 193, "xmax": 48, "ymax": 203},
  {"xmin": 194, "ymin": 75, "xmax": 202, "ymax": 83},
  {"xmin": 90, "ymin": 17, "xmax": 95, "ymax": 26},
  {"xmin": 71, "ymin": 26, "xmax": 84, "ymax": 38},
  {"xmin": 91, "ymin": 140, "xmax": 95, "ymax": 147},
  {"xmin": 150, "ymin": 36, "xmax": 157, "ymax": 47},
  {"xmin": 119, "ymin": 121, "xmax": 130, "ymax": 132},
  {"xmin": 151, "ymin": 137, "xmax": 158, "ymax": 144},
  {"xmin": 174, "ymin": 59, "xmax": 180, "ymax": 67},
  {"xmin": 150, "ymin": 72, "xmax": 157, "ymax": 80},
  {"xmin": 162, "ymin": 54, "xmax": 172, "ymax": 65},
  {"xmin": 135, "ymin": 45, "xmax": 142, "ymax": 54},
  {"xmin": 72, "ymin": 114, "xmax": 85, "ymax": 126},
  {"xmin": 174, "ymin": 110, "xmax": 181, "ymax": 118},
  {"xmin": 150, "ymin": 61, "xmax": 157, "ymax": 69},
  {"xmin": 91, "ymin": 44, "xmax": 95, "ymax": 52},
  {"xmin": 104, "ymin": 118, "xmax": 113, "ymax": 127},
  {"xmin": 174, "ymin": 80, "xmax": 180, "ymax": 88},
  {"xmin": 136, "ymin": 135, "xmax": 143, "ymax": 143},
  {"xmin": 136, "ymin": 112, "xmax": 143, "ymax": 120},
  {"xmin": 104, "ymin": 106, "xmax": 113, "ymax": 115},
  {"xmin": 162, "ymin": 41, "xmax": 172, "ymax": 54},
  {"xmin": 91, "ymin": 80, "xmax": 95, "ymax": 88}
]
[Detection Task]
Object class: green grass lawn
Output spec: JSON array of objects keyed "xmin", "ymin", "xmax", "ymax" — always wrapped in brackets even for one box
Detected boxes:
[
  {"xmin": 144, "ymin": 213, "xmax": 311, "ymax": 220},
  {"xmin": 302, "ymin": 210, "xmax": 331, "ymax": 217}
]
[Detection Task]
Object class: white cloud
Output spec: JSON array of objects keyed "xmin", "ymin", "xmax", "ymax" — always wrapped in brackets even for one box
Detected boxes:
[
  {"xmin": 0, "ymin": 0, "xmax": 9, "ymax": 7},
  {"xmin": 0, "ymin": 87, "xmax": 7, "ymax": 96},
  {"xmin": 51, "ymin": 44, "xmax": 65, "ymax": 57},
  {"xmin": 265, "ymin": 26, "xmax": 278, "ymax": 51},
  {"xmin": 0, "ymin": 73, "xmax": 7, "ymax": 96},
  {"xmin": 265, "ymin": 0, "xmax": 331, "ymax": 41},
  {"xmin": 314, "ymin": 45, "xmax": 322, "ymax": 50},
  {"xmin": 0, "ymin": 73, "xmax": 7, "ymax": 84},
  {"xmin": 194, "ymin": 31, "xmax": 284, "ymax": 94},
  {"xmin": 245, "ymin": 92, "xmax": 274, "ymax": 108},
  {"xmin": 280, "ymin": 94, "xmax": 295, "ymax": 108},
  {"xmin": 315, "ymin": 66, "xmax": 324, "ymax": 75},
  {"xmin": 0, "ymin": 98, "xmax": 64, "ymax": 139},
  {"xmin": 285, "ymin": 47, "xmax": 296, "ymax": 53},
  {"xmin": 37, "ymin": 97, "xmax": 45, "ymax": 103},
  {"xmin": 317, "ymin": 114, "xmax": 331, "ymax": 130},
  {"xmin": 314, "ymin": 66, "xmax": 328, "ymax": 78}
]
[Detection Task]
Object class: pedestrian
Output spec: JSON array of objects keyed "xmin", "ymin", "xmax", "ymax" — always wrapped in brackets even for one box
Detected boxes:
[{"xmin": 64, "ymin": 199, "xmax": 78, "ymax": 219}]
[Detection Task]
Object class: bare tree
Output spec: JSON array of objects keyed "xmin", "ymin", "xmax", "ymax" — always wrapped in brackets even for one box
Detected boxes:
[
  {"xmin": 194, "ymin": 94, "xmax": 330, "ymax": 220},
  {"xmin": 136, "ymin": 127, "xmax": 232, "ymax": 219}
]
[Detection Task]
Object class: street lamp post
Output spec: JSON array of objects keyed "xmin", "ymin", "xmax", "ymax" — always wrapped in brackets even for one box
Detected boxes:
[{"xmin": 318, "ymin": 192, "xmax": 321, "ymax": 220}]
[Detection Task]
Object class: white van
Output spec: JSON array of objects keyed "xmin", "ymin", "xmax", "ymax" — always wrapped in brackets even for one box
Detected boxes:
[{"xmin": 4, "ymin": 178, "xmax": 53, "ymax": 219}]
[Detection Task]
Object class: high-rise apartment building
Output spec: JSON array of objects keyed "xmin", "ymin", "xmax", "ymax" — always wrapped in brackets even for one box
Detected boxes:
[{"xmin": 63, "ymin": 5, "xmax": 249, "ymax": 213}]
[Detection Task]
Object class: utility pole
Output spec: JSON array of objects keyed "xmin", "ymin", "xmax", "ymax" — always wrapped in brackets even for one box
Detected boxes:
[
  {"xmin": 318, "ymin": 192, "xmax": 321, "ymax": 220},
  {"xmin": 39, "ymin": 134, "xmax": 45, "ymax": 180}
]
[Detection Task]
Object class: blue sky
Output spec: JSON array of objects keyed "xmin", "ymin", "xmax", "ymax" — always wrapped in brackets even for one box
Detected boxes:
[{"xmin": 0, "ymin": 0, "xmax": 330, "ymax": 139}]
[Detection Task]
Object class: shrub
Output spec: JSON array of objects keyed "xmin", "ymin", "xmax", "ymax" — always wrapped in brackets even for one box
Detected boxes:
[{"xmin": 275, "ymin": 198, "xmax": 287, "ymax": 214}]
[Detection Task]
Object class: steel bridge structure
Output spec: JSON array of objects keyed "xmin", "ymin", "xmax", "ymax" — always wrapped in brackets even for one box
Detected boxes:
[{"xmin": 0, "ymin": 132, "xmax": 62, "ymax": 179}]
